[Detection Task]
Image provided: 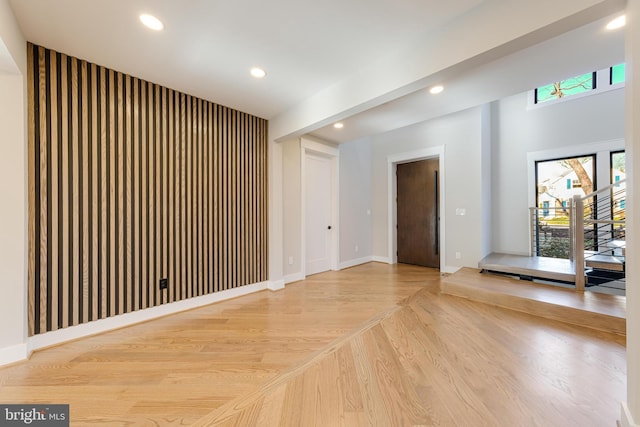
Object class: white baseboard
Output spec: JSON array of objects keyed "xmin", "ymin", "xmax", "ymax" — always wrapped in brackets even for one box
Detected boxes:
[
  {"xmin": 267, "ymin": 279, "xmax": 285, "ymax": 291},
  {"xmin": 25, "ymin": 281, "xmax": 270, "ymax": 357},
  {"xmin": 0, "ymin": 343, "xmax": 29, "ymax": 366},
  {"xmin": 283, "ymin": 272, "xmax": 305, "ymax": 284},
  {"xmin": 339, "ymin": 256, "xmax": 373, "ymax": 270},
  {"xmin": 443, "ymin": 265, "xmax": 462, "ymax": 274},
  {"xmin": 621, "ymin": 402, "xmax": 639, "ymax": 427},
  {"xmin": 371, "ymin": 256, "xmax": 392, "ymax": 264}
]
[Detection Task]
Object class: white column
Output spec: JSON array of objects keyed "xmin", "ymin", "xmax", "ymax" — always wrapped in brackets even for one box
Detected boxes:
[
  {"xmin": 0, "ymin": 0, "xmax": 28, "ymax": 366},
  {"xmin": 623, "ymin": 3, "xmax": 640, "ymax": 426},
  {"xmin": 267, "ymin": 137, "xmax": 285, "ymax": 290}
]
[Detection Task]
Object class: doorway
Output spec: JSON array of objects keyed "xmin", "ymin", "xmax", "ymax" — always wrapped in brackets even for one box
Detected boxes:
[
  {"xmin": 301, "ymin": 138, "xmax": 339, "ymax": 277},
  {"xmin": 396, "ymin": 158, "xmax": 440, "ymax": 268},
  {"xmin": 305, "ymin": 153, "xmax": 332, "ymax": 275}
]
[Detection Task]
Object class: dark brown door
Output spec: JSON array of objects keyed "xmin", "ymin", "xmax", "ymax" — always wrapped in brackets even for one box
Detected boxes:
[{"xmin": 397, "ymin": 158, "xmax": 440, "ymax": 268}]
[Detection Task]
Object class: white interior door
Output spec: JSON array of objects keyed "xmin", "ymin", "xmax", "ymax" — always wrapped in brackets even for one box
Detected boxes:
[{"xmin": 305, "ymin": 153, "xmax": 332, "ymax": 275}]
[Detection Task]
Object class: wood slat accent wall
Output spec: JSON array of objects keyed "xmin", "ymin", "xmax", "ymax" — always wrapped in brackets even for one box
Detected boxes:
[{"xmin": 27, "ymin": 43, "xmax": 268, "ymax": 336}]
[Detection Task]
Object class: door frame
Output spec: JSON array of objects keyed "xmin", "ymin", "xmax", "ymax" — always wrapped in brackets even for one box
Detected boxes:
[
  {"xmin": 387, "ymin": 146, "xmax": 445, "ymax": 271},
  {"xmin": 301, "ymin": 137, "xmax": 339, "ymax": 277}
]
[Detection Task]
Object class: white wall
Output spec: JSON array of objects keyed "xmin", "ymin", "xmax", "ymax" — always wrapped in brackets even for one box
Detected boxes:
[
  {"xmin": 0, "ymin": 74, "xmax": 27, "ymax": 363},
  {"xmin": 0, "ymin": 0, "xmax": 27, "ymax": 364},
  {"xmin": 370, "ymin": 107, "xmax": 484, "ymax": 271},
  {"xmin": 623, "ymin": 2, "xmax": 640, "ymax": 425},
  {"xmin": 282, "ymin": 139, "xmax": 302, "ymax": 280},
  {"xmin": 480, "ymin": 104, "xmax": 493, "ymax": 258},
  {"xmin": 338, "ymin": 138, "xmax": 372, "ymax": 267},
  {"xmin": 491, "ymin": 88, "xmax": 625, "ymax": 255}
]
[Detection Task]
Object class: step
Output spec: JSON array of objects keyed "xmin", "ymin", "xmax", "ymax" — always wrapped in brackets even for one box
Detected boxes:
[
  {"xmin": 585, "ymin": 253, "xmax": 625, "ymax": 272},
  {"xmin": 478, "ymin": 253, "xmax": 575, "ymax": 282},
  {"xmin": 441, "ymin": 267, "xmax": 626, "ymax": 336}
]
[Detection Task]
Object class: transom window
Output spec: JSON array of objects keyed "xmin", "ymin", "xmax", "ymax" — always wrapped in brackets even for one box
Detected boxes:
[
  {"xmin": 531, "ymin": 64, "xmax": 625, "ymax": 107},
  {"xmin": 534, "ymin": 72, "xmax": 596, "ymax": 104},
  {"xmin": 611, "ymin": 63, "xmax": 625, "ymax": 85}
]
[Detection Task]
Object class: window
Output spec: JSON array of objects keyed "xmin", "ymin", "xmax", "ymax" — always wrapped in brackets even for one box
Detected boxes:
[
  {"xmin": 611, "ymin": 151, "xmax": 626, "ymax": 185},
  {"xmin": 536, "ymin": 155, "xmax": 595, "ymax": 217},
  {"xmin": 534, "ymin": 72, "xmax": 595, "ymax": 104},
  {"xmin": 611, "ymin": 63, "xmax": 625, "ymax": 85},
  {"xmin": 530, "ymin": 64, "xmax": 625, "ymax": 108}
]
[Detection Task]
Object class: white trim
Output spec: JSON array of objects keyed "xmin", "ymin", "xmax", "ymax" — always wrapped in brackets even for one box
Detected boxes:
[
  {"xmin": 267, "ymin": 280, "xmax": 285, "ymax": 291},
  {"xmin": 372, "ymin": 255, "xmax": 392, "ymax": 264},
  {"xmin": 26, "ymin": 281, "xmax": 270, "ymax": 356},
  {"xmin": 0, "ymin": 343, "xmax": 29, "ymax": 366},
  {"xmin": 300, "ymin": 137, "xmax": 340, "ymax": 277},
  {"xmin": 620, "ymin": 402, "xmax": 640, "ymax": 427},
  {"xmin": 283, "ymin": 272, "xmax": 305, "ymax": 284},
  {"xmin": 387, "ymin": 146, "xmax": 446, "ymax": 271},
  {"xmin": 526, "ymin": 138, "xmax": 625, "ymax": 208},
  {"xmin": 442, "ymin": 265, "xmax": 461, "ymax": 274},
  {"xmin": 339, "ymin": 256, "xmax": 374, "ymax": 270}
]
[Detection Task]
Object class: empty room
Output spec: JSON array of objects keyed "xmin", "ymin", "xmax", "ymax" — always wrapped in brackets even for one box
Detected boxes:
[{"xmin": 1, "ymin": 0, "xmax": 639, "ymax": 425}]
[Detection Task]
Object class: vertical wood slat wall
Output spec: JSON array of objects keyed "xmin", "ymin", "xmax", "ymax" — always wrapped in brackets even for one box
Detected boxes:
[{"xmin": 27, "ymin": 43, "xmax": 268, "ymax": 336}]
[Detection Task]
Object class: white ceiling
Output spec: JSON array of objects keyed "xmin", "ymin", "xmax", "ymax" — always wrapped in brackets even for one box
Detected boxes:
[
  {"xmin": 310, "ymin": 15, "xmax": 626, "ymax": 144},
  {"xmin": 9, "ymin": 0, "xmax": 483, "ymax": 119},
  {"xmin": 7, "ymin": 0, "xmax": 626, "ymax": 145}
]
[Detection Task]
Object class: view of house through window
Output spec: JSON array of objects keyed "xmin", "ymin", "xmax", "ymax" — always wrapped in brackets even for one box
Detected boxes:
[
  {"xmin": 611, "ymin": 151, "xmax": 626, "ymax": 215},
  {"xmin": 535, "ymin": 155, "xmax": 595, "ymax": 257}
]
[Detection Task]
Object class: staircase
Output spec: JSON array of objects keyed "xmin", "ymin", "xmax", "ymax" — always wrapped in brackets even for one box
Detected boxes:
[
  {"xmin": 481, "ymin": 180, "xmax": 626, "ymax": 294},
  {"xmin": 575, "ymin": 182, "xmax": 626, "ymax": 290}
]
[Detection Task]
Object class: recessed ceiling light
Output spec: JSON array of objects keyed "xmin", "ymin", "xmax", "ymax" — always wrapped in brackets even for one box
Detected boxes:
[
  {"xmin": 606, "ymin": 15, "xmax": 626, "ymax": 30},
  {"xmin": 429, "ymin": 85, "xmax": 444, "ymax": 95},
  {"xmin": 251, "ymin": 67, "xmax": 266, "ymax": 78},
  {"xmin": 333, "ymin": 122, "xmax": 344, "ymax": 129},
  {"xmin": 140, "ymin": 14, "xmax": 164, "ymax": 31}
]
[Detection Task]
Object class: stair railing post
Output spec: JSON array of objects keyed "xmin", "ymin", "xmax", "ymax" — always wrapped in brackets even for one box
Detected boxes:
[
  {"xmin": 573, "ymin": 195, "xmax": 585, "ymax": 291},
  {"xmin": 530, "ymin": 207, "xmax": 538, "ymax": 257},
  {"xmin": 568, "ymin": 204, "xmax": 574, "ymax": 261}
]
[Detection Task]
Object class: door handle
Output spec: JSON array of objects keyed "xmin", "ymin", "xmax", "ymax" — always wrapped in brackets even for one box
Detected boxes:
[{"xmin": 328, "ymin": 226, "xmax": 332, "ymax": 230}]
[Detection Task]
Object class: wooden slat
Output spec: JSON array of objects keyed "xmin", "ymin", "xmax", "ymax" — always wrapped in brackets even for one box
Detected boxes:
[
  {"xmin": 213, "ymin": 104, "xmax": 219, "ymax": 294},
  {"xmin": 27, "ymin": 43, "xmax": 36, "ymax": 336},
  {"xmin": 202, "ymin": 102, "xmax": 209, "ymax": 294},
  {"xmin": 141, "ymin": 79, "xmax": 148, "ymax": 310},
  {"xmin": 156, "ymin": 84, "xmax": 162, "ymax": 307},
  {"xmin": 133, "ymin": 76, "xmax": 140, "ymax": 311},
  {"xmin": 168, "ymin": 89, "xmax": 175, "ymax": 304},
  {"xmin": 71, "ymin": 57, "xmax": 80, "ymax": 326},
  {"xmin": 197, "ymin": 98, "xmax": 204, "ymax": 297},
  {"xmin": 60, "ymin": 52, "xmax": 70, "ymax": 329},
  {"xmin": 117, "ymin": 71, "xmax": 124, "ymax": 316},
  {"xmin": 38, "ymin": 45, "xmax": 48, "ymax": 334},
  {"xmin": 49, "ymin": 49, "xmax": 59, "ymax": 331},
  {"xmin": 180, "ymin": 93, "xmax": 186, "ymax": 301},
  {"xmin": 90, "ymin": 63, "xmax": 99, "ymax": 321},
  {"xmin": 108, "ymin": 69, "xmax": 116, "ymax": 317},
  {"xmin": 100, "ymin": 64, "xmax": 108, "ymax": 319},
  {"xmin": 222, "ymin": 107, "xmax": 228, "ymax": 291},
  {"xmin": 125, "ymin": 74, "xmax": 133, "ymax": 313}
]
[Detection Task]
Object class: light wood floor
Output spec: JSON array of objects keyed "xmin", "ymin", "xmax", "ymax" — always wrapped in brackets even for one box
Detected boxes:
[{"xmin": 0, "ymin": 263, "xmax": 626, "ymax": 426}]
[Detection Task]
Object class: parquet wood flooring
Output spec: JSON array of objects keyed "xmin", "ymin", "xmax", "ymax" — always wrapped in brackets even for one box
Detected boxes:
[{"xmin": 0, "ymin": 263, "xmax": 626, "ymax": 426}]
